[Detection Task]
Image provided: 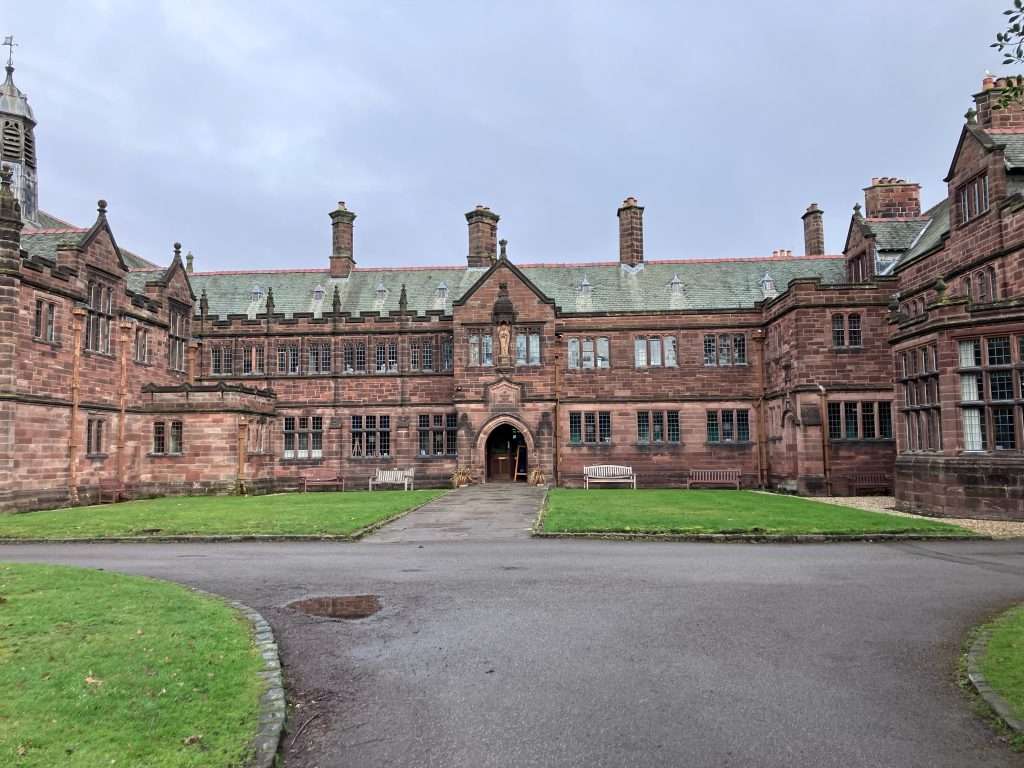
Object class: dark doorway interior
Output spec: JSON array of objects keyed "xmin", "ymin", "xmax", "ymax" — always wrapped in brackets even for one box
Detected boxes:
[{"xmin": 485, "ymin": 424, "xmax": 528, "ymax": 482}]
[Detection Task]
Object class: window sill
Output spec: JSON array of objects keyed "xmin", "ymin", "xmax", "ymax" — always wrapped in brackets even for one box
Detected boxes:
[
  {"xmin": 32, "ymin": 337, "xmax": 60, "ymax": 348},
  {"xmin": 348, "ymin": 456, "xmax": 395, "ymax": 461},
  {"xmin": 704, "ymin": 441, "xmax": 753, "ymax": 448},
  {"xmin": 85, "ymin": 453, "xmax": 108, "ymax": 460},
  {"xmin": 147, "ymin": 452, "xmax": 184, "ymax": 458},
  {"xmin": 634, "ymin": 442, "xmax": 684, "ymax": 449},
  {"xmin": 280, "ymin": 458, "xmax": 325, "ymax": 466},
  {"xmin": 828, "ymin": 438, "xmax": 895, "ymax": 444},
  {"xmin": 566, "ymin": 442, "xmax": 615, "ymax": 448},
  {"xmin": 83, "ymin": 350, "xmax": 115, "ymax": 360},
  {"xmin": 415, "ymin": 454, "xmax": 459, "ymax": 460},
  {"xmin": 831, "ymin": 347, "xmax": 864, "ymax": 353}
]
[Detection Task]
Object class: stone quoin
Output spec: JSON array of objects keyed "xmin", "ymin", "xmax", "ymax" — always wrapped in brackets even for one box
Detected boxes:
[{"xmin": 1, "ymin": 61, "xmax": 1022, "ymax": 521}]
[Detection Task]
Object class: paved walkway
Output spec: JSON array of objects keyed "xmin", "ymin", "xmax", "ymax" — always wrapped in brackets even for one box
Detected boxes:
[{"xmin": 367, "ymin": 483, "xmax": 544, "ymax": 543}]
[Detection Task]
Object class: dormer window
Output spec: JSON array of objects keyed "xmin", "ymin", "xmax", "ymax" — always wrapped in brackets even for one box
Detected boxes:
[
  {"xmin": 436, "ymin": 282, "xmax": 448, "ymax": 300},
  {"xmin": 312, "ymin": 284, "xmax": 325, "ymax": 302},
  {"xmin": 958, "ymin": 174, "xmax": 990, "ymax": 225},
  {"xmin": 668, "ymin": 274, "xmax": 684, "ymax": 295},
  {"xmin": 375, "ymin": 282, "xmax": 388, "ymax": 301},
  {"xmin": 576, "ymin": 276, "xmax": 592, "ymax": 297},
  {"xmin": 250, "ymin": 286, "xmax": 264, "ymax": 302},
  {"xmin": 759, "ymin": 272, "xmax": 777, "ymax": 299}
]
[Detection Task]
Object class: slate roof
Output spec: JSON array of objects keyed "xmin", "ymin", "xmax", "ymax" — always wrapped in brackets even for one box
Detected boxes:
[
  {"xmin": 182, "ymin": 256, "xmax": 846, "ymax": 320},
  {"xmin": 860, "ymin": 218, "xmax": 929, "ymax": 251},
  {"xmin": 893, "ymin": 198, "xmax": 951, "ymax": 270},
  {"xmin": 22, "ymin": 211, "xmax": 159, "ymax": 270},
  {"xmin": 987, "ymin": 132, "xmax": 1024, "ymax": 169}
]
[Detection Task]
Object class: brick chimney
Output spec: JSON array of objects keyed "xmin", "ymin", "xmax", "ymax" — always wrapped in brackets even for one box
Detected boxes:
[
  {"xmin": 974, "ymin": 75, "xmax": 1024, "ymax": 131},
  {"xmin": 466, "ymin": 205, "xmax": 499, "ymax": 268},
  {"xmin": 329, "ymin": 201, "xmax": 356, "ymax": 278},
  {"xmin": 801, "ymin": 203, "xmax": 825, "ymax": 256},
  {"xmin": 863, "ymin": 178, "xmax": 921, "ymax": 219},
  {"xmin": 617, "ymin": 197, "xmax": 644, "ymax": 267}
]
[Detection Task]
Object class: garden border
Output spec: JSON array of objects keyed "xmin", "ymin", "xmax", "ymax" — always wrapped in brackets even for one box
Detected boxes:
[
  {"xmin": 189, "ymin": 588, "xmax": 285, "ymax": 768},
  {"xmin": 966, "ymin": 611, "xmax": 1024, "ymax": 736}
]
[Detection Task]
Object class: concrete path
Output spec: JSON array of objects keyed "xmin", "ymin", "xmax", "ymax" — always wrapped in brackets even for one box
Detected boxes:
[
  {"xmin": 366, "ymin": 483, "xmax": 544, "ymax": 543},
  {"xmin": 4, "ymin": 540, "xmax": 1024, "ymax": 768}
]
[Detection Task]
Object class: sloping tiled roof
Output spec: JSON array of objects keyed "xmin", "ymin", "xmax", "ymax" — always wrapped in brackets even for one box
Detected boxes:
[
  {"xmin": 186, "ymin": 256, "xmax": 846, "ymax": 320},
  {"xmin": 894, "ymin": 198, "xmax": 951, "ymax": 270},
  {"xmin": 861, "ymin": 218, "xmax": 929, "ymax": 251},
  {"xmin": 988, "ymin": 132, "xmax": 1024, "ymax": 169},
  {"xmin": 23, "ymin": 210, "xmax": 159, "ymax": 270}
]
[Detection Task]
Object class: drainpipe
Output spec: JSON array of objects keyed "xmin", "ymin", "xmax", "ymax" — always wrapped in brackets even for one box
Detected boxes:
[
  {"xmin": 553, "ymin": 333, "xmax": 561, "ymax": 487},
  {"xmin": 68, "ymin": 307, "xmax": 87, "ymax": 505},
  {"xmin": 817, "ymin": 384, "xmax": 832, "ymax": 495},
  {"xmin": 116, "ymin": 320, "xmax": 132, "ymax": 498}
]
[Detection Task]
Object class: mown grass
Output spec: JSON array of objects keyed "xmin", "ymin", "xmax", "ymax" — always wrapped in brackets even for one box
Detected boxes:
[
  {"xmin": 0, "ymin": 563, "xmax": 264, "ymax": 767},
  {"xmin": 0, "ymin": 490, "xmax": 445, "ymax": 540},
  {"xmin": 542, "ymin": 489, "xmax": 972, "ymax": 536},
  {"xmin": 980, "ymin": 605, "xmax": 1024, "ymax": 746}
]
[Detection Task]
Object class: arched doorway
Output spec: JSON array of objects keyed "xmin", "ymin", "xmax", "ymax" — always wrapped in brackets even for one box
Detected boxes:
[{"xmin": 485, "ymin": 422, "xmax": 528, "ymax": 482}]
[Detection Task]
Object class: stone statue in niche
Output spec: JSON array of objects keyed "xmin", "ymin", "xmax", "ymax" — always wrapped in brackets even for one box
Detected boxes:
[{"xmin": 497, "ymin": 322, "xmax": 512, "ymax": 367}]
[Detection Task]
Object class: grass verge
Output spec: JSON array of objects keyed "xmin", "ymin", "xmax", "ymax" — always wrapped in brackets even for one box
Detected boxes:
[
  {"xmin": 541, "ymin": 489, "xmax": 971, "ymax": 536},
  {"xmin": 0, "ymin": 563, "xmax": 264, "ymax": 767},
  {"xmin": 979, "ymin": 605, "xmax": 1024, "ymax": 747},
  {"xmin": 0, "ymin": 490, "xmax": 445, "ymax": 540}
]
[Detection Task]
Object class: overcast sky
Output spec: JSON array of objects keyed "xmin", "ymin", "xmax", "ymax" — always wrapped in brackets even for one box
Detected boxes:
[{"xmin": 7, "ymin": 1, "xmax": 1004, "ymax": 271}]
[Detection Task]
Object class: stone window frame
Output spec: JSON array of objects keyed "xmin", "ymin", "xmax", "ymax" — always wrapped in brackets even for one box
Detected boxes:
[
  {"xmin": 410, "ymin": 336, "xmax": 440, "ymax": 373},
  {"xmin": 635, "ymin": 410, "xmax": 680, "ymax": 445},
  {"xmin": 307, "ymin": 341, "xmax": 332, "ymax": 375},
  {"xmin": 467, "ymin": 329, "xmax": 494, "ymax": 368},
  {"xmin": 702, "ymin": 334, "xmax": 747, "ymax": 367},
  {"xmin": 957, "ymin": 173, "xmax": 990, "ymax": 227},
  {"xmin": 152, "ymin": 420, "xmax": 184, "ymax": 456},
  {"xmin": 828, "ymin": 400, "xmax": 896, "ymax": 443},
  {"xmin": 373, "ymin": 338, "xmax": 399, "ymax": 374},
  {"xmin": 283, "ymin": 414, "xmax": 324, "ymax": 460},
  {"xmin": 417, "ymin": 413, "xmax": 458, "ymax": 456},
  {"xmin": 634, "ymin": 335, "xmax": 677, "ymax": 368},
  {"xmin": 133, "ymin": 326, "xmax": 149, "ymax": 364},
  {"xmin": 963, "ymin": 264, "xmax": 1000, "ymax": 304},
  {"xmin": 342, "ymin": 339, "xmax": 368, "ymax": 374},
  {"xmin": 705, "ymin": 409, "xmax": 751, "ymax": 444},
  {"xmin": 831, "ymin": 313, "xmax": 862, "ymax": 349},
  {"xmin": 239, "ymin": 342, "xmax": 266, "ymax": 375},
  {"xmin": 210, "ymin": 343, "xmax": 234, "ymax": 376},
  {"xmin": 568, "ymin": 410, "xmax": 612, "ymax": 445},
  {"xmin": 85, "ymin": 417, "xmax": 106, "ymax": 457},
  {"xmin": 277, "ymin": 342, "xmax": 301, "ymax": 375},
  {"xmin": 84, "ymin": 279, "xmax": 113, "ymax": 355},
  {"xmin": 33, "ymin": 297, "xmax": 56, "ymax": 344},
  {"xmin": 350, "ymin": 414, "xmax": 391, "ymax": 458},
  {"xmin": 566, "ymin": 336, "xmax": 610, "ymax": 370},
  {"xmin": 167, "ymin": 303, "xmax": 189, "ymax": 373},
  {"xmin": 515, "ymin": 327, "xmax": 543, "ymax": 367},
  {"xmin": 956, "ymin": 335, "xmax": 1022, "ymax": 453}
]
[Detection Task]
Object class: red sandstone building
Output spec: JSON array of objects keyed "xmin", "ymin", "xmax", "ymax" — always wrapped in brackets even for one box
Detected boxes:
[{"xmin": 0, "ymin": 62, "xmax": 1021, "ymax": 520}]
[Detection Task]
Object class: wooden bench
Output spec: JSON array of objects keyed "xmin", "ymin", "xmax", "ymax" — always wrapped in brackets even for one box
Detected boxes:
[
  {"xmin": 583, "ymin": 464, "xmax": 636, "ymax": 489},
  {"xmin": 851, "ymin": 472, "xmax": 892, "ymax": 495},
  {"xmin": 369, "ymin": 468, "xmax": 415, "ymax": 491},
  {"xmin": 685, "ymin": 468, "xmax": 741, "ymax": 490},
  {"xmin": 302, "ymin": 474, "xmax": 346, "ymax": 493},
  {"xmin": 97, "ymin": 480, "xmax": 122, "ymax": 504}
]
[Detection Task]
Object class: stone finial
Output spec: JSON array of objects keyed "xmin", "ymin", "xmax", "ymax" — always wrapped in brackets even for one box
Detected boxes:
[
  {"xmin": 399, "ymin": 283, "xmax": 408, "ymax": 312},
  {"xmin": 934, "ymin": 277, "xmax": 947, "ymax": 300},
  {"xmin": 265, "ymin": 287, "xmax": 275, "ymax": 315},
  {"xmin": 97, "ymin": 199, "xmax": 108, "ymax": 217},
  {"xmin": 853, "ymin": 202, "xmax": 863, "ymax": 218},
  {"xmin": 199, "ymin": 288, "xmax": 209, "ymax": 317},
  {"xmin": 173, "ymin": 242, "xmax": 182, "ymax": 260},
  {"xmin": 185, "ymin": 251, "xmax": 194, "ymax": 273},
  {"xmin": 499, "ymin": 239, "xmax": 508, "ymax": 260},
  {"xmin": 0, "ymin": 163, "xmax": 20, "ymax": 221},
  {"xmin": 332, "ymin": 284, "xmax": 342, "ymax": 315},
  {"xmin": 965, "ymin": 108, "xmax": 977, "ymax": 125}
]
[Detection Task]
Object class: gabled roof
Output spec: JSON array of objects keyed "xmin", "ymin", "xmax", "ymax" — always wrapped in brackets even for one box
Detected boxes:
[
  {"xmin": 892, "ymin": 198, "xmax": 951, "ymax": 272},
  {"xmin": 184, "ymin": 256, "xmax": 847, "ymax": 320},
  {"xmin": 22, "ymin": 209, "xmax": 160, "ymax": 270},
  {"xmin": 859, "ymin": 218, "xmax": 929, "ymax": 252}
]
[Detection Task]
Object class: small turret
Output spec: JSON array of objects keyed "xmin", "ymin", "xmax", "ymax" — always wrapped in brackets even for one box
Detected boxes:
[{"xmin": 0, "ymin": 38, "xmax": 38, "ymax": 225}]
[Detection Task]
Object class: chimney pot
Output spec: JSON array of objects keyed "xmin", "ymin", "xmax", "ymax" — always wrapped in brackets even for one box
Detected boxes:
[{"xmin": 863, "ymin": 177, "xmax": 921, "ymax": 219}]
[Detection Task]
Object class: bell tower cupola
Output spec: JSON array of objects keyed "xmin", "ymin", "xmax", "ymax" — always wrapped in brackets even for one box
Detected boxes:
[{"xmin": 0, "ymin": 37, "xmax": 38, "ymax": 226}]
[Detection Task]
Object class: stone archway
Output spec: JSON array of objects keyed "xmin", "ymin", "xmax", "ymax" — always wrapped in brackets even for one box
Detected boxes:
[{"xmin": 475, "ymin": 416, "xmax": 535, "ymax": 484}]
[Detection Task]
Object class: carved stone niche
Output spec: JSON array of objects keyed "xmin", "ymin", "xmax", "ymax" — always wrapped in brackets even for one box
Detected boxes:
[
  {"xmin": 492, "ymin": 282, "xmax": 516, "ymax": 370},
  {"xmin": 487, "ymin": 379, "xmax": 524, "ymax": 412}
]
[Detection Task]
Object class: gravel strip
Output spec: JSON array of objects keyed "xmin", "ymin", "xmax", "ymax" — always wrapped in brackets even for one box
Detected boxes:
[{"xmin": 808, "ymin": 495, "xmax": 1024, "ymax": 539}]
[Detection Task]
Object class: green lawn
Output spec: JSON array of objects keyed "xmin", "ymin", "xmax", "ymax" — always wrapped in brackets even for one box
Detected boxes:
[
  {"xmin": 0, "ymin": 490, "xmax": 445, "ymax": 540},
  {"xmin": 980, "ymin": 605, "xmax": 1024, "ymax": 743},
  {"xmin": 542, "ymin": 489, "xmax": 971, "ymax": 536},
  {"xmin": 0, "ymin": 563, "xmax": 264, "ymax": 767}
]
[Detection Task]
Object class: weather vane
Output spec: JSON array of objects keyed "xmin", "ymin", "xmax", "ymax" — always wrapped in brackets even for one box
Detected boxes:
[{"xmin": 3, "ymin": 35, "xmax": 16, "ymax": 68}]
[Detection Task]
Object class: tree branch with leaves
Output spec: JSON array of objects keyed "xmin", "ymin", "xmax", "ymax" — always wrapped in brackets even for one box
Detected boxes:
[{"xmin": 992, "ymin": 1, "xmax": 1024, "ymax": 107}]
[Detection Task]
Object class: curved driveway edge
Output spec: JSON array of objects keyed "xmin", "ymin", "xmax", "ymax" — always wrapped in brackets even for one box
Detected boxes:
[
  {"xmin": 191, "ymin": 588, "xmax": 285, "ymax": 768},
  {"xmin": 967, "ymin": 613, "xmax": 1024, "ymax": 736}
]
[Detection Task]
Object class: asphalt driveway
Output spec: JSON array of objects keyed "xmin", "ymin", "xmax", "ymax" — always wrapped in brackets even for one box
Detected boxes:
[{"xmin": 3, "ymin": 539, "xmax": 1023, "ymax": 767}]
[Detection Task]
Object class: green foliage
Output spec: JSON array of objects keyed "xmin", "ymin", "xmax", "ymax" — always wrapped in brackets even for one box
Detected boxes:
[
  {"xmin": 0, "ymin": 490, "xmax": 444, "ymax": 540},
  {"xmin": 543, "ymin": 490, "xmax": 972, "ymax": 536},
  {"xmin": 991, "ymin": 2, "xmax": 1024, "ymax": 108},
  {"xmin": 0, "ymin": 563, "xmax": 264, "ymax": 767}
]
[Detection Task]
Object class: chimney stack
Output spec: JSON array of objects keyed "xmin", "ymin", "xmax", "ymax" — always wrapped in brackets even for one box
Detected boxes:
[
  {"xmin": 617, "ymin": 197, "xmax": 644, "ymax": 267},
  {"xmin": 863, "ymin": 178, "xmax": 921, "ymax": 219},
  {"xmin": 329, "ymin": 202, "xmax": 356, "ymax": 278},
  {"xmin": 801, "ymin": 203, "xmax": 825, "ymax": 256},
  {"xmin": 974, "ymin": 75, "xmax": 1024, "ymax": 131},
  {"xmin": 466, "ymin": 205, "xmax": 499, "ymax": 267}
]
